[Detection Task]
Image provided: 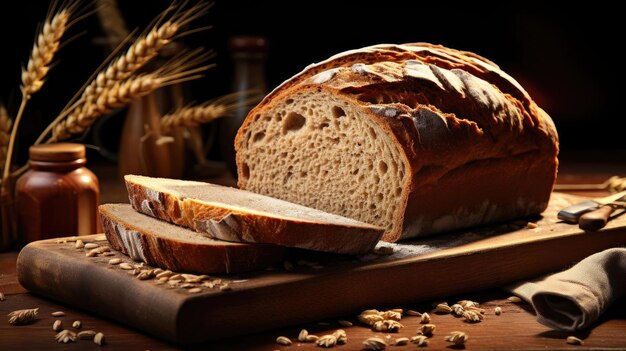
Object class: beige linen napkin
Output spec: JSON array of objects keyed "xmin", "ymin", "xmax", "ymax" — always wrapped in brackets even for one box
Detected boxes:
[{"xmin": 507, "ymin": 248, "xmax": 626, "ymax": 331}]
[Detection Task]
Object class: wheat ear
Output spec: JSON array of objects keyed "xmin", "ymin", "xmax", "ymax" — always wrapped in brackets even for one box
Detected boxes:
[
  {"xmin": 160, "ymin": 92, "xmax": 261, "ymax": 133},
  {"xmin": 20, "ymin": 10, "xmax": 70, "ymax": 97},
  {"xmin": 0, "ymin": 105, "xmax": 13, "ymax": 174},
  {"xmin": 3, "ymin": 2, "xmax": 79, "ymax": 181},
  {"xmin": 36, "ymin": 1, "xmax": 211, "ymax": 145},
  {"xmin": 84, "ymin": 1, "xmax": 210, "ymax": 99},
  {"xmin": 50, "ymin": 50, "xmax": 212, "ymax": 141}
]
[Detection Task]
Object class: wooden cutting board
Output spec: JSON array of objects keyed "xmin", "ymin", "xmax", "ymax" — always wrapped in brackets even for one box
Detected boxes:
[{"xmin": 16, "ymin": 192, "xmax": 626, "ymax": 344}]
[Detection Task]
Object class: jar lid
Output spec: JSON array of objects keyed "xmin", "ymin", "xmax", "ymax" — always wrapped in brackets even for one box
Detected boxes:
[
  {"xmin": 29, "ymin": 143, "xmax": 86, "ymax": 162},
  {"xmin": 229, "ymin": 36, "xmax": 268, "ymax": 52}
]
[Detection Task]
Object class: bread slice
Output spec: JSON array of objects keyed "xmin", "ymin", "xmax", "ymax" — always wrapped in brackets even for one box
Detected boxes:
[
  {"xmin": 125, "ymin": 175, "xmax": 384, "ymax": 255},
  {"xmin": 235, "ymin": 43, "xmax": 559, "ymax": 242},
  {"xmin": 100, "ymin": 204, "xmax": 284, "ymax": 274}
]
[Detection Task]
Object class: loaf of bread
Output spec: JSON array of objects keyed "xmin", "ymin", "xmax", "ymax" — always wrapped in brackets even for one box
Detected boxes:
[
  {"xmin": 100, "ymin": 203, "xmax": 284, "ymax": 273},
  {"xmin": 125, "ymin": 175, "xmax": 384, "ymax": 254},
  {"xmin": 235, "ymin": 43, "xmax": 559, "ymax": 242}
]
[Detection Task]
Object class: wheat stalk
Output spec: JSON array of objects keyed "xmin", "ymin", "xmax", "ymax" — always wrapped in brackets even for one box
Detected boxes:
[
  {"xmin": 51, "ymin": 50, "xmax": 212, "ymax": 141},
  {"xmin": 0, "ymin": 105, "xmax": 13, "ymax": 174},
  {"xmin": 36, "ymin": 1, "xmax": 211, "ymax": 145},
  {"xmin": 160, "ymin": 93, "xmax": 261, "ymax": 133},
  {"xmin": 3, "ymin": 2, "xmax": 79, "ymax": 181}
]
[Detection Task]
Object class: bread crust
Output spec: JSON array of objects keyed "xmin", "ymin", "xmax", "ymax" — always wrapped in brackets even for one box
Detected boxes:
[
  {"xmin": 100, "ymin": 204, "xmax": 284, "ymax": 274},
  {"xmin": 235, "ymin": 43, "xmax": 558, "ymax": 241},
  {"xmin": 125, "ymin": 177, "xmax": 384, "ymax": 255}
]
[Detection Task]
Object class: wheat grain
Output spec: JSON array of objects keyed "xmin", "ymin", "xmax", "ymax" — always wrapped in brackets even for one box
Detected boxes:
[
  {"xmin": 363, "ymin": 337, "xmax": 386, "ymax": 350},
  {"xmin": 77, "ymin": 330, "xmax": 97, "ymax": 340},
  {"xmin": 444, "ymin": 331, "xmax": 468, "ymax": 346},
  {"xmin": 55, "ymin": 329, "xmax": 77, "ymax": 343},
  {"xmin": 53, "ymin": 319, "xmax": 63, "ymax": 331},
  {"xmin": 8, "ymin": 308, "xmax": 39, "ymax": 325},
  {"xmin": 94, "ymin": 332, "xmax": 105, "ymax": 345},
  {"xmin": 332, "ymin": 329, "xmax": 347, "ymax": 344},
  {"xmin": 276, "ymin": 336, "xmax": 291, "ymax": 345},
  {"xmin": 316, "ymin": 334, "xmax": 337, "ymax": 348},
  {"xmin": 566, "ymin": 336, "xmax": 584, "ymax": 345}
]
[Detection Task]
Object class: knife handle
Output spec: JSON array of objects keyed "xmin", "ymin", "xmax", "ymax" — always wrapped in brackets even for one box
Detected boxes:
[{"xmin": 578, "ymin": 205, "xmax": 617, "ymax": 231}]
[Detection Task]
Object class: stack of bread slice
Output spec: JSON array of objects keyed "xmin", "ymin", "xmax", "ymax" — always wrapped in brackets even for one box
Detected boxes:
[{"xmin": 99, "ymin": 175, "xmax": 384, "ymax": 274}]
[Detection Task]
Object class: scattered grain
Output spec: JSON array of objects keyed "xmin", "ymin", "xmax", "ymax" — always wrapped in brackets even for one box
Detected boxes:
[
  {"xmin": 119, "ymin": 263, "xmax": 133, "ymax": 270},
  {"xmin": 363, "ymin": 337, "xmax": 387, "ymax": 350},
  {"xmin": 435, "ymin": 303, "xmax": 452, "ymax": 314},
  {"xmin": 51, "ymin": 311, "xmax": 66, "ymax": 317},
  {"xmin": 338, "ymin": 320, "xmax": 353, "ymax": 327},
  {"xmin": 381, "ymin": 310, "xmax": 401, "ymax": 321},
  {"xmin": 53, "ymin": 319, "xmax": 63, "ymax": 331},
  {"xmin": 495, "ymin": 307, "xmax": 502, "ymax": 315},
  {"xmin": 566, "ymin": 336, "xmax": 584, "ymax": 345},
  {"xmin": 156, "ymin": 270, "xmax": 173, "ymax": 279},
  {"xmin": 77, "ymin": 330, "xmax": 97, "ymax": 340},
  {"xmin": 219, "ymin": 283, "xmax": 231, "ymax": 291},
  {"xmin": 444, "ymin": 331, "xmax": 468, "ymax": 346},
  {"xmin": 94, "ymin": 332, "xmax": 105, "ymax": 346},
  {"xmin": 463, "ymin": 310, "xmax": 483, "ymax": 323},
  {"xmin": 276, "ymin": 336, "xmax": 292, "ymax": 346},
  {"xmin": 333, "ymin": 329, "xmax": 347, "ymax": 344},
  {"xmin": 420, "ymin": 324, "xmax": 436, "ymax": 336},
  {"xmin": 420, "ymin": 313, "xmax": 431, "ymax": 324},
  {"xmin": 411, "ymin": 335, "xmax": 429, "ymax": 347},
  {"xmin": 406, "ymin": 309, "xmax": 421, "ymax": 316},
  {"xmin": 394, "ymin": 337, "xmax": 409, "ymax": 346},
  {"xmin": 188, "ymin": 287, "xmax": 202, "ymax": 294},
  {"xmin": 72, "ymin": 320, "xmax": 81, "ymax": 329},
  {"xmin": 137, "ymin": 270, "xmax": 155, "ymax": 280},
  {"xmin": 507, "ymin": 296, "xmax": 523, "ymax": 303},
  {"xmin": 108, "ymin": 258, "xmax": 122, "ymax": 265},
  {"xmin": 8, "ymin": 308, "xmax": 38, "ymax": 325},
  {"xmin": 55, "ymin": 329, "xmax": 77, "ymax": 343},
  {"xmin": 298, "ymin": 329, "xmax": 309, "ymax": 342},
  {"xmin": 527, "ymin": 222, "xmax": 538, "ymax": 229},
  {"xmin": 373, "ymin": 320, "xmax": 403, "ymax": 332},
  {"xmin": 0, "ymin": 292, "xmax": 5, "ymax": 301},
  {"xmin": 75, "ymin": 240, "xmax": 85, "ymax": 249},
  {"xmin": 317, "ymin": 334, "xmax": 337, "ymax": 348},
  {"xmin": 306, "ymin": 335, "xmax": 319, "ymax": 342},
  {"xmin": 84, "ymin": 243, "xmax": 99, "ymax": 250}
]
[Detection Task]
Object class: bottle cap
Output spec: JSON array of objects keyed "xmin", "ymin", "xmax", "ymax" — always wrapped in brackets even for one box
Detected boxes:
[
  {"xmin": 229, "ymin": 36, "xmax": 268, "ymax": 52},
  {"xmin": 29, "ymin": 143, "xmax": 86, "ymax": 162}
]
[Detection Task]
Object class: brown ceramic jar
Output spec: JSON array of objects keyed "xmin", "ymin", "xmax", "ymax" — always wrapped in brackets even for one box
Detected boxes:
[{"xmin": 16, "ymin": 143, "xmax": 100, "ymax": 245}]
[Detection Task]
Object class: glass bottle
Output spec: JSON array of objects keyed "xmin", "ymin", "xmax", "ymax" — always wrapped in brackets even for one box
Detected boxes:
[
  {"xmin": 16, "ymin": 143, "xmax": 100, "ymax": 245},
  {"xmin": 219, "ymin": 36, "xmax": 268, "ymax": 177}
]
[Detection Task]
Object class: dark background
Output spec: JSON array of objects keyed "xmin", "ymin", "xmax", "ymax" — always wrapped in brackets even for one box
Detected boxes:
[{"xmin": 0, "ymin": 1, "xmax": 622, "ymax": 166}]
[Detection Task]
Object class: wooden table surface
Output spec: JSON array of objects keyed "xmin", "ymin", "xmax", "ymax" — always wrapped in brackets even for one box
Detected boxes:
[{"xmin": 2, "ymin": 157, "xmax": 626, "ymax": 350}]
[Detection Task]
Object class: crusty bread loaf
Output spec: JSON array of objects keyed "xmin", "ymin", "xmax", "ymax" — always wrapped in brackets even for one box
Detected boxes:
[
  {"xmin": 100, "ymin": 203, "xmax": 284, "ymax": 273},
  {"xmin": 235, "ymin": 43, "xmax": 559, "ymax": 242},
  {"xmin": 125, "ymin": 175, "xmax": 384, "ymax": 255}
]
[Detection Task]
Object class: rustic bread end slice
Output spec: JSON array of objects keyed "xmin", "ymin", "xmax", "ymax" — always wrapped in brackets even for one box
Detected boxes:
[
  {"xmin": 100, "ymin": 204, "xmax": 284, "ymax": 274},
  {"xmin": 125, "ymin": 175, "xmax": 384, "ymax": 255}
]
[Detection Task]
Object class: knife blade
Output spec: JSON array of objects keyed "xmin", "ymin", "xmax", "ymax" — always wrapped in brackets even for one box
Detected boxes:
[{"xmin": 557, "ymin": 190, "xmax": 626, "ymax": 223}]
